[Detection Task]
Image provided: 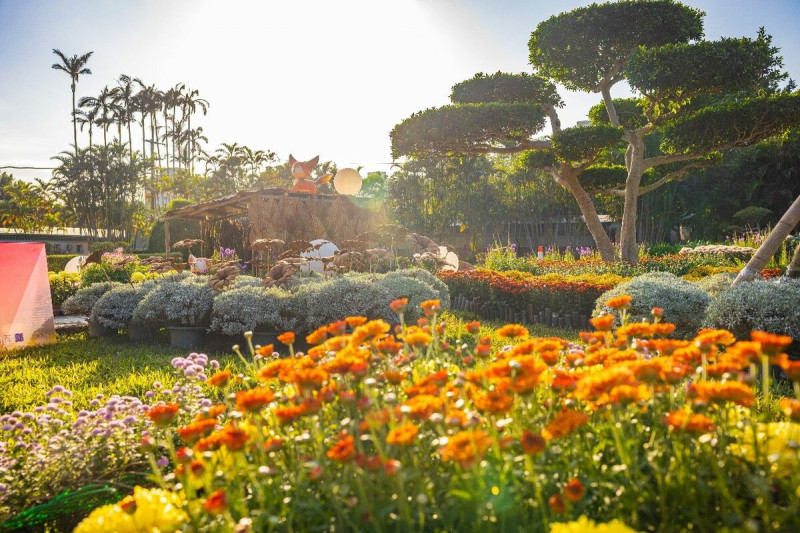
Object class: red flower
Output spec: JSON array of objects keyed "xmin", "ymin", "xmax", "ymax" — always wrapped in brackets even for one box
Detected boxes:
[{"xmin": 203, "ymin": 489, "xmax": 227, "ymax": 515}]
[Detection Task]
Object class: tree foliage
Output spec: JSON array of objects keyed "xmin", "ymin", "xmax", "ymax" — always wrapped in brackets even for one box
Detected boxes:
[
  {"xmin": 551, "ymin": 125, "xmax": 623, "ymax": 163},
  {"xmin": 450, "ymin": 72, "xmax": 562, "ymax": 106},
  {"xmin": 627, "ymin": 31, "xmax": 786, "ymax": 100},
  {"xmin": 391, "ymin": 103, "xmax": 546, "ymax": 159},
  {"xmin": 528, "ymin": 0, "xmax": 704, "ymax": 92}
]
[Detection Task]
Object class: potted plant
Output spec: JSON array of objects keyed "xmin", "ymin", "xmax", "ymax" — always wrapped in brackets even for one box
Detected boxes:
[
  {"xmin": 210, "ymin": 286, "xmax": 300, "ymax": 347},
  {"xmin": 132, "ymin": 277, "xmax": 214, "ymax": 349},
  {"xmin": 90, "ymin": 281, "xmax": 158, "ymax": 341},
  {"xmin": 61, "ymin": 281, "xmax": 123, "ymax": 337}
]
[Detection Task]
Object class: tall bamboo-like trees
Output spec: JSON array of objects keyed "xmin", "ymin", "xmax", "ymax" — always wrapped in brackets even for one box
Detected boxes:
[{"xmin": 51, "ymin": 49, "xmax": 93, "ymax": 157}]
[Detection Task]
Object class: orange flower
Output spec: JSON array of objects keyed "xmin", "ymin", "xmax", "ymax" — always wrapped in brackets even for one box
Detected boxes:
[
  {"xmin": 327, "ymin": 433, "xmax": 356, "ymax": 462},
  {"xmin": 438, "ymin": 430, "xmax": 493, "ymax": 468},
  {"xmin": 351, "ymin": 319, "xmax": 391, "ymax": 346},
  {"xmin": 375, "ymin": 337, "xmax": 403, "ymax": 355},
  {"xmin": 277, "ymin": 331, "xmax": 295, "ymax": 345},
  {"xmin": 690, "ymin": 381, "xmax": 755, "ymax": 408},
  {"xmin": 401, "ymin": 394, "xmax": 444, "ymax": 420},
  {"xmin": 652, "ymin": 323, "xmax": 676, "ymax": 337},
  {"xmin": 207, "ymin": 369, "xmax": 232, "ymax": 387},
  {"xmin": 616, "ymin": 323, "xmax": 656, "ymax": 339},
  {"xmin": 290, "ymin": 367, "xmax": 329, "ymax": 390},
  {"xmin": 590, "ymin": 314, "xmax": 615, "ymax": 332},
  {"xmin": 496, "ymin": 323, "xmax": 529, "ymax": 339},
  {"xmin": 327, "ymin": 320, "xmax": 348, "ymax": 336},
  {"xmin": 382, "ymin": 369, "xmax": 408, "ymax": 384},
  {"xmin": 548, "ymin": 494, "xmax": 565, "ymax": 514},
  {"xmin": 475, "ymin": 344, "xmax": 492, "ymax": 358},
  {"xmin": 196, "ymin": 404, "xmax": 227, "ymax": 421},
  {"xmin": 147, "ymin": 403, "xmax": 179, "ymax": 427},
  {"xmin": 346, "ymin": 316, "xmax": 368, "ymax": 328},
  {"xmin": 465, "ymin": 321, "xmax": 481, "ymax": 334},
  {"xmin": 273, "ymin": 403, "xmax": 307, "ymax": 424},
  {"xmin": 386, "ymin": 422, "xmax": 419, "ymax": 446},
  {"xmin": 404, "ymin": 330, "xmax": 432, "ymax": 348},
  {"xmin": 775, "ymin": 354, "xmax": 800, "ymax": 381},
  {"xmin": 780, "ymin": 398, "xmax": 800, "ymax": 422},
  {"xmin": 663, "ymin": 410, "xmax": 715, "ymax": 433},
  {"xmin": 195, "ymin": 434, "xmax": 222, "ymax": 452},
  {"xmin": 306, "ymin": 326, "xmax": 328, "ymax": 345},
  {"xmin": 520, "ymin": 430, "xmax": 545, "ymax": 455},
  {"xmin": 564, "ymin": 479, "xmax": 585, "ymax": 502},
  {"xmin": 256, "ymin": 343, "xmax": 275, "ymax": 357},
  {"xmin": 751, "ymin": 331, "xmax": 793, "ymax": 355},
  {"xmin": 218, "ymin": 424, "xmax": 249, "ymax": 451},
  {"xmin": 608, "ymin": 384, "xmax": 650, "ymax": 405},
  {"xmin": 606, "ymin": 294, "xmax": 632, "ymax": 310},
  {"xmin": 390, "ymin": 298, "xmax": 409, "ymax": 313},
  {"xmin": 726, "ymin": 341, "xmax": 762, "ymax": 366},
  {"xmin": 420, "ymin": 299, "xmax": 442, "ymax": 317},
  {"xmin": 257, "ymin": 359, "xmax": 293, "ymax": 380},
  {"xmin": 178, "ymin": 418, "xmax": 217, "ymax": 444},
  {"xmin": 203, "ymin": 489, "xmax": 227, "ymax": 515},
  {"xmin": 651, "ymin": 307, "xmax": 664, "ymax": 319},
  {"xmin": 235, "ymin": 387, "xmax": 275, "ymax": 413},
  {"xmin": 542, "ymin": 409, "xmax": 589, "ymax": 440},
  {"xmin": 695, "ymin": 329, "xmax": 736, "ymax": 348},
  {"xmin": 471, "ymin": 384, "xmax": 515, "ymax": 414}
]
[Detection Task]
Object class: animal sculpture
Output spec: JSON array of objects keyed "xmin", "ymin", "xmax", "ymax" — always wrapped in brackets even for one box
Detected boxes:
[{"xmin": 288, "ymin": 154, "xmax": 332, "ymax": 194}]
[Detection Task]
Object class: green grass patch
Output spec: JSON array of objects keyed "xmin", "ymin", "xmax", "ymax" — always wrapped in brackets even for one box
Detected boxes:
[{"xmin": 0, "ymin": 333, "xmax": 241, "ymax": 414}]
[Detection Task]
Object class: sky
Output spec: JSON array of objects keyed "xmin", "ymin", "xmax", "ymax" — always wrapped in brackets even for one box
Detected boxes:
[{"xmin": 1, "ymin": 0, "xmax": 799, "ymax": 183}]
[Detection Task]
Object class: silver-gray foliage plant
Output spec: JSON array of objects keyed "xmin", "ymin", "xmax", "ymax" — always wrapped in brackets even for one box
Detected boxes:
[
  {"xmin": 61, "ymin": 282, "xmax": 122, "ymax": 315},
  {"xmin": 704, "ymin": 280, "xmax": 800, "ymax": 341},
  {"xmin": 594, "ymin": 272, "xmax": 710, "ymax": 339},
  {"xmin": 210, "ymin": 286, "xmax": 299, "ymax": 335},
  {"xmin": 90, "ymin": 281, "xmax": 158, "ymax": 329},
  {"xmin": 132, "ymin": 278, "xmax": 214, "ymax": 327}
]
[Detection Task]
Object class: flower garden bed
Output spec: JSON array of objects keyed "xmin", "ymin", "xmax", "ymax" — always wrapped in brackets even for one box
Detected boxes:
[{"xmin": 51, "ymin": 297, "xmax": 800, "ymax": 532}]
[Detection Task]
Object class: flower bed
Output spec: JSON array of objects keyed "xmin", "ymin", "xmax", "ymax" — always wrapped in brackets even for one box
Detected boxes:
[
  {"xmin": 69, "ymin": 297, "xmax": 800, "ymax": 532},
  {"xmin": 440, "ymin": 269, "xmax": 614, "ymax": 328}
]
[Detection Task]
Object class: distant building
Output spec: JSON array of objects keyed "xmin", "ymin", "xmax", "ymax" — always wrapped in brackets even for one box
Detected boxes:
[{"xmin": 0, "ymin": 227, "xmax": 113, "ymax": 254}]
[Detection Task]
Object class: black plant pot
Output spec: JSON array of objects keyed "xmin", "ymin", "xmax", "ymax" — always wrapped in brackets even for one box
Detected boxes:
[{"xmin": 168, "ymin": 326, "xmax": 206, "ymax": 350}]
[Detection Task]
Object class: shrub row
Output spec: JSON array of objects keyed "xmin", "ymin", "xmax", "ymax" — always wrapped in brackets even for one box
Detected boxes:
[{"xmin": 63, "ymin": 269, "xmax": 450, "ymax": 337}]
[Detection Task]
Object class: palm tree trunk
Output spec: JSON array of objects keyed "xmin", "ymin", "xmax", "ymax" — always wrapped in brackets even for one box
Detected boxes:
[
  {"xmin": 71, "ymin": 82, "xmax": 78, "ymax": 156},
  {"xmin": 733, "ymin": 194, "xmax": 800, "ymax": 286}
]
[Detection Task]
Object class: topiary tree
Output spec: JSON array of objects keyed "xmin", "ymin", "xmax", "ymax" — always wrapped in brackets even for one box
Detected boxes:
[{"xmin": 391, "ymin": 0, "xmax": 800, "ymax": 264}]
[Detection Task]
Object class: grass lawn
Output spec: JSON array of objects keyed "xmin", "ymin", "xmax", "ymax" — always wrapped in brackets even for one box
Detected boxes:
[
  {"xmin": 0, "ymin": 312, "xmax": 578, "ymax": 414},
  {"xmin": 0, "ymin": 333, "xmax": 242, "ymax": 414}
]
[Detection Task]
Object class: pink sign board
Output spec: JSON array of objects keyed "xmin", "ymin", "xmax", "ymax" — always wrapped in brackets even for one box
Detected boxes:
[{"xmin": 0, "ymin": 242, "xmax": 56, "ymax": 351}]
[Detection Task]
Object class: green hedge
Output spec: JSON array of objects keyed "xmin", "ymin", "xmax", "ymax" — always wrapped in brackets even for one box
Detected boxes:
[
  {"xmin": 47, "ymin": 255, "xmax": 76, "ymax": 272},
  {"xmin": 147, "ymin": 198, "xmax": 200, "ymax": 253}
]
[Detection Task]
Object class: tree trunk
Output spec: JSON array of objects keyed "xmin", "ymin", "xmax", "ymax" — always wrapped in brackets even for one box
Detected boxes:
[
  {"xmin": 619, "ymin": 134, "xmax": 646, "ymax": 264},
  {"xmin": 561, "ymin": 171, "xmax": 616, "ymax": 261},
  {"xmin": 733, "ymin": 194, "xmax": 800, "ymax": 286},
  {"xmin": 786, "ymin": 242, "xmax": 800, "ymax": 278},
  {"xmin": 71, "ymin": 82, "xmax": 78, "ymax": 156}
]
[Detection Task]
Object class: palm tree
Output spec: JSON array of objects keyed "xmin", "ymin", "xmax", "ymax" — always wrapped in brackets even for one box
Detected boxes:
[
  {"xmin": 115, "ymin": 74, "xmax": 138, "ymax": 161},
  {"xmin": 51, "ymin": 49, "xmax": 93, "ymax": 156},
  {"xmin": 180, "ymin": 88, "xmax": 209, "ymax": 173},
  {"xmin": 75, "ymin": 107, "xmax": 98, "ymax": 149}
]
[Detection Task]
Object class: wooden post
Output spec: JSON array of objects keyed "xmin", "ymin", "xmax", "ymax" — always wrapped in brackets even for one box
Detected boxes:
[{"xmin": 164, "ymin": 219, "xmax": 171, "ymax": 258}]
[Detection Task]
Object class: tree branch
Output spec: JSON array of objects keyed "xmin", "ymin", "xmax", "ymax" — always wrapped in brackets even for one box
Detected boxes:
[{"xmin": 543, "ymin": 104, "xmax": 562, "ymax": 134}]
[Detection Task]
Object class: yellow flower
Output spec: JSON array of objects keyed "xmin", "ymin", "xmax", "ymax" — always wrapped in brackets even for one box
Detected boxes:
[
  {"xmin": 130, "ymin": 271, "xmax": 146, "ymax": 283},
  {"xmin": 73, "ymin": 486, "xmax": 187, "ymax": 533},
  {"xmin": 550, "ymin": 515, "xmax": 638, "ymax": 533},
  {"xmin": 729, "ymin": 422, "xmax": 800, "ymax": 475}
]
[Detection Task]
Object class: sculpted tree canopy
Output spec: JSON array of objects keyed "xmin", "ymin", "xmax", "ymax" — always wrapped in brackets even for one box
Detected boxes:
[{"xmin": 391, "ymin": 0, "xmax": 800, "ymax": 263}]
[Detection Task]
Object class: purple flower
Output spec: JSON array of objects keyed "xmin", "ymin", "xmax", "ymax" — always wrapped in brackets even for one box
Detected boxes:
[{"xmin": 157, "ymin": 457, "xmax": 169, "ymax": 468}]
